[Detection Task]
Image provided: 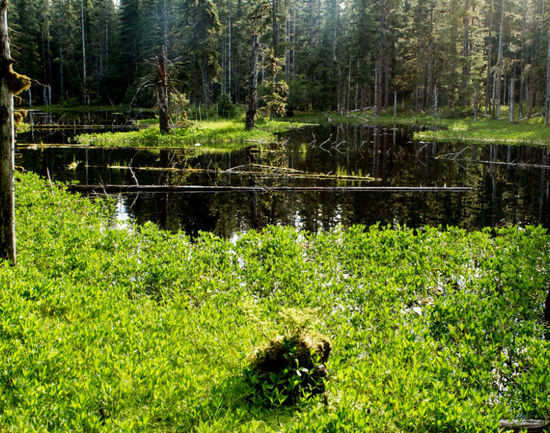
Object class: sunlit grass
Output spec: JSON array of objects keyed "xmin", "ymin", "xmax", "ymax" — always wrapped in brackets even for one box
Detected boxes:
[
  {"xmin": 75, "ymin": 118, "xmax": 309, "ymax": 149},
  {"xmin": 414, "ymin": 116, "xmax": 550, "ymax": 145}
]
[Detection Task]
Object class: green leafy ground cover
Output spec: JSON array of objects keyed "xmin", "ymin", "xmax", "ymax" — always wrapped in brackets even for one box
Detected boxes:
[
  {"xmin": 1, "ymin": 172, "xmax": 549, "ymax": 432},
  {"xmin": 75, "ymin": 119, "xmax": 308, "ymax": 150}
]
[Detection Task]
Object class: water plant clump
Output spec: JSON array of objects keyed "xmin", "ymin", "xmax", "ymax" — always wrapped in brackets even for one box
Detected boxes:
[{"xmin": 245, "ymin": 331, "xmax": 331, "ymax": 407}]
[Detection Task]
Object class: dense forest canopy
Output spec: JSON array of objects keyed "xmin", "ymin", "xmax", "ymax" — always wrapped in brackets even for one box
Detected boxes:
[{"xmin": 9, "ymin": 0, "xmax": 550, "ymax": 115}]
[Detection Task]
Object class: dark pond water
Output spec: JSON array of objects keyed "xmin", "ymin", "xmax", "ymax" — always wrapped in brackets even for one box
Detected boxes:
[
  {"xmin": 18, "ymin": 110, "xmax": 150, "ymax": 144},
  {"xmin": 17, "ymin": 123, "xmax": 550, "ymax": 237}
]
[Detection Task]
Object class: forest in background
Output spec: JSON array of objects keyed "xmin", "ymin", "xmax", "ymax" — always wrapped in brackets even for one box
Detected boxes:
[{"xmin": 9, "ymin": 0, "xmax": 550, "ymax": 118}]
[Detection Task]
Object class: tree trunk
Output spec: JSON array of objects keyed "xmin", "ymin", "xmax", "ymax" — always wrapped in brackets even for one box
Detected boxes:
[
  {"xmin": 0, "ymin": 0, "xmax": 15, "ymax": 264},
  {"xmin": 228, "ymin": 8, "xmax": 232, "ymax": 99},
  {"xmin": 59, "ymin": 46, "xmax": 64, "ymax": 100},
  {"xmin": 509, "ymin": 78, "xmax": 514, "ymax": 122},
  {"xmin": 434, "ymin": 86, "xmax": 439, "ymax": 119},
  {"xmin": 474, "ymin": 81, "xmax": 479, "ymax": 121},
  {"xmin": 272, "ymin": 0, "xmax": 278, "ymax": 55},
  {"xmin": 495, "ymin": 0, "xmax": 504, "ymax": 119},
  {"xmin": 519, "ymin": 0, "xmax": 527, "ymax": 119},
  {"xmin": 157, "ymin": 45, "xmax": 170, "ymax": 135},
  {"xmin": 545, "ymin": 286, "xmax": 550, "ymax": 340},
  {"xmin": 485, "ymin": 0, "xmax": 494, "ymax": 113},
  {"xmin": 81, "ymin": 0, "xmax": 88, "ymax": 105},
  {"xmin": 245, "ymin": 34, "xmax": 259, "ymax": 130},
  {"xmin": 374, "ymin": 59, "xmax": 382, "ymax": 116},
  {"xmin": 545, "ymin": 28, "xmax": 550, "ymax": 126},
  {"xmin": 460, "ymin": 0, "xmax": 470, "ymax": 107}
]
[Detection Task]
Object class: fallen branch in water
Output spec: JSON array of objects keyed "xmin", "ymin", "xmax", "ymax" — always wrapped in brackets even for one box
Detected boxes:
[
  {"xmin": 436, "ymin": 158, "xmax": 550, "ymax": 170},
  {"xmin": 68, "ymin": 184, "xmax": 472, "ymax": 193},
  {"xmin": 89, "ymin": 164, "xmax": 379, "ymax": 182}
]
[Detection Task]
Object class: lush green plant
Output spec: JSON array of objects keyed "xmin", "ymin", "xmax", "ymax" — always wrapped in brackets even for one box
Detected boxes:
[
  {"xmin": 244, "ymin": 309, "xmax": 330, "ymax": 407},
  {"xmin": 216, "ymin": 93, "xmax": 237, "ymax": 119},
  {"xmin": 1, "ymin": 172, "xmax": 549, "ymax": 431}
]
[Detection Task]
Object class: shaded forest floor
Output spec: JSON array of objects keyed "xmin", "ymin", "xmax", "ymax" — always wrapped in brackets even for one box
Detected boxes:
[{"xmin": 1, "ymin": 171, "xmax": 549, "ymax": 432}]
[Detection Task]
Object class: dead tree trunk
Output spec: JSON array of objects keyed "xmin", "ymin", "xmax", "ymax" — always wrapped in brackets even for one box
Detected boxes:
[
  {"xmin": 509, "ymin": 78, "xmax": 514, "ymax": 122},
  {"xmin": 545, "ymin": 286, "xmax": 550, "ymax": 340},
  {"xmin": 545, "ymin": 28, "xmax": 550, "ymax": 126},
  {"xmin": 0, "ymin": 0, "xmax": 17, "ymax": 264},
  {"xmin": 157, "ymin": 45, "xmax": 170, "ymax": 135},
  {"xmin": 460, "ymin": 0, "xmax": 471, "ymax": 107},
  {"xmin": 495, "ymin": 0, "xmax": 504, "ymax": 119},
  {"xmin": 81, "ymin": 0, "xmax": 88, "ymax": 105},
  {"xmin": 519, "ymin": 0, "xmax": 527, "ymax": 119},
  {"xmin": 245, "ymin": 34, "xmax": 259, "ymax": 130},
  {"xmin": 474, "ymin": 81, "xmax": 479, "ymax": 121}
]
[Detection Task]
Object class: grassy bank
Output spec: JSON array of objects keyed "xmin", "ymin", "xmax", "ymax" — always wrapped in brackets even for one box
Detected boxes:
[
  {"xmin": 412, "ymin": 116, "xmax": 550, "ymax": 146},
  {"xmin": 293, "ymin": 110, "xmax": 550, "ymax": 146},
  {"xmin": 1, "ymin": 172, "xmax": 549, "ymax": 431},
  {"xmin": 75, "ymin": 118, "xmax": 309, "ymax": 150}
]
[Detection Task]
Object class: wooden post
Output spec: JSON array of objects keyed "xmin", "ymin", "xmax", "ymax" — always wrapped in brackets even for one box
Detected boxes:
[{"xmin": 0, "ymin": 0, "xmax": 15, "ymax": 263}]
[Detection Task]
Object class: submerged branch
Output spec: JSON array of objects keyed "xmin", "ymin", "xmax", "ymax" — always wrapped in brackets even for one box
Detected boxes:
[{"xmin": 68, "ymin": 185, "xmax": 472, "ymax": 193}]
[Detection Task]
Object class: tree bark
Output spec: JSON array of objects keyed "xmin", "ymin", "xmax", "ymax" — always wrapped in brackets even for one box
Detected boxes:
[
  {"xmin": 485, "ymin": 0, "xmax": 494, "ymax": 113},
  {"xmin": 272, "ymin": 0, "xmax": 279, "ymax": 55},
  {"xmin": 509, "ymin": 78, "xmax": 514, "ymax": 122},
  {"xmin": 0, "ymin": 0, "xmax": 15, "ymax": 264},
  {"xmin": 245, "ymin": 34, "xmax": 259, "ymax": 130},
  {"xmin": 157, "ymin": 45, "xmax": 170, "ymax": 134},
  {"xmin": 81, "ymin": 0, "xmax": 88, "ymax": 105},
  {"xmin": 460, "ymin": 0, "xmax": 470, "ymax": 107},
  {"xmin": 474, "ymin": 81, "xmax": 479, "ymax": 121},
  {"xmin": 545, "ymin": 286, "xmax": 550, "ymax": 340},
  {"xmin": 545, "ymin": 28, "xmax": 550, "ymax": 126},
  {"xmin": 519, "ymin": 0, "xmax": 527, "ymax": 119},
  {"xmin": 495, "ymin": 0, "xmax": 504, "ymax": 119}
]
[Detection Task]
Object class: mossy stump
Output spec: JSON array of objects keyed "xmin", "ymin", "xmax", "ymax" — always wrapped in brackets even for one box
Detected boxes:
[{"xmin": 245, "ymin": 332, "xmax": 331, "ymax": 407}]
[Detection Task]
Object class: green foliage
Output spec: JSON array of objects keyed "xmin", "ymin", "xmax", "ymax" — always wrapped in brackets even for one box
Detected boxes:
[
  {"xmin": 216, "ymin": 93, "xmax": 236, "ymax": 119},
  {"xmin": 261, "ymin": 50, "xmax": 288, "ymax": 119},
  {"xmin": 2, "ymin": 173, "xmax": 550, "ymax": 431}
]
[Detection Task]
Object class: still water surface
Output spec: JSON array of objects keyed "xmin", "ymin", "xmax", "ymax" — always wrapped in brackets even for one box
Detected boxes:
[{"xmin": 18, "ymin": 123, "xmax": 550, "ymax": 237}]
